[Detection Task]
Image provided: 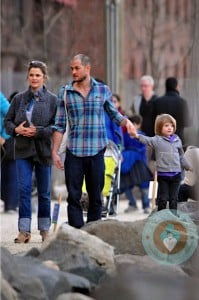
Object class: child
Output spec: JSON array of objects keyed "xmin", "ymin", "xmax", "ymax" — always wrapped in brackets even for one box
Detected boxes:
[
  {"xmin": 132, "ymin": 114, "xmax": 192, "ymax": 211},
  {"xmin": 121, "ymin": 114, "xmax": 152, "ymax": 214}
]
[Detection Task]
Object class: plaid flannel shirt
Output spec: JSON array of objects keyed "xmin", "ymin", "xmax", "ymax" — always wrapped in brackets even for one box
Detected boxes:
[{"xmin": 53, "ymin": 77, "xmax": 124, "ymax": 157}]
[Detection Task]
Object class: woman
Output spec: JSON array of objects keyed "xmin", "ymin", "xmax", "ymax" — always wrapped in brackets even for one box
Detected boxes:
[{"xmin": 4, "ymin": 61, "xmax": 57, "ymax": 243}]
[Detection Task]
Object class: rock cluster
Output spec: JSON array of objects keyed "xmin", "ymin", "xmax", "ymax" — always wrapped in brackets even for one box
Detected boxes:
[{"xmin": 1, "ymin": 202, "xmax": 199, "ymax": 300}]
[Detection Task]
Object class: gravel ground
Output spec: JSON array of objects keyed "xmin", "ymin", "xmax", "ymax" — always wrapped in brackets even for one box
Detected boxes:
[{"xmin": 0, "ymin": 190, "xmax": 148, "ymax": 255}]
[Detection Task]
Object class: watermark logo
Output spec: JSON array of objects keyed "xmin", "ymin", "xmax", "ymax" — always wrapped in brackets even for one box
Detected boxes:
[{"xmin": 142, "ymin": 209, "xmax": 198, "ymax": 265}]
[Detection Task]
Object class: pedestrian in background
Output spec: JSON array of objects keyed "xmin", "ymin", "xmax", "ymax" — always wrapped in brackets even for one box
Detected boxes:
[
  {"xmin": 105, "ymin": 93, "xmax": 124, "ymax": 146},
  {"xmin": 131, "ymin": 75, "xmax": 157, "ymax": 137},
  {"xmin": 4, "ymin": 61, "xmax": 57, "ymax": 243},
  {"xmin": 1, "ymin": 91, "xmax": 19, "ymax": 213},
  {"xmin": 131, "ymin": 75, "xmax": 158, "ymax": 171},
  {"xmin": 0, "ymin": 91, "xmax": 10, "ymax": 147},
  {"xmin": 52, "ymin": 54, "xmax": 135, "ymax": 228},
  {"xmin": 178, "ymin": 145, "xmax": 199, "ymax": 202},
  {"xmin": 131, "ymin": 114, "xmax": 192, "ymax": 212},
  {"xmin": 112, "ymin": 93, "xmax": 125, "ymax": 115},
  {"xmin": 121, "ymin": 114, "xmax": 152, "ymax": 214},
  {"xmin": 0, "ymin": 91, "xmax": 11, "ymax": 209},
  {"xmin": 153, "ymin": 77, "xmax": 190, "ymax": 145}
]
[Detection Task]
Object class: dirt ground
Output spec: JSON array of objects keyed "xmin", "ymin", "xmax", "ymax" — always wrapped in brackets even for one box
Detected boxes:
[{"xmin": 0, "ymin": 191, "xmax": 148, "ymax": 255}]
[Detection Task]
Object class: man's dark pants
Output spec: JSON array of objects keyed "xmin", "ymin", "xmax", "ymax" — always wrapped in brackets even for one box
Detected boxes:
[{"xmin": 64, "ymin": 149, "xmax": 105, "ymax": 228}]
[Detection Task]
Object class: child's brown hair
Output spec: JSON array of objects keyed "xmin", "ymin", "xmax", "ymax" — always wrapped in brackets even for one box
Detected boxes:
[
  {"xmin": 154, "ymin": 114, "xmax": 176, "ymax": 135},
  {"xmin": 129, "ymin": 114, "xmax": 143, "ymax": 126}
]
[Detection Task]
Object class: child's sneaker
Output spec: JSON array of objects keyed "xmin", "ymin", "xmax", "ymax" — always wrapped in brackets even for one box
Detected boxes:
[
  {"xmin": 124, "ymin": 205, "xmax": 138, "ymax": 213},
  {"xmin": 144, "ymin": 208, "xmax": 150, "ymax": 214}
]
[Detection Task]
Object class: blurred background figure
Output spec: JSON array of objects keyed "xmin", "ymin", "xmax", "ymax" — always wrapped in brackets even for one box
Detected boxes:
[
  {"xmin": 153, "ymin": 77, "xmax": 190, "ymax": 145},
  {"xmin": 105, "ymin": 93, "xmax": 124, "ymax": 146},
  {"xmin": 120, "ymin": 114, "xmax": 152, "ymax": 214},
  {"xmin": 1, "ymin": 91, "xmax": 19, "ymax": 213},
  {"xmin": 131, "ymin": 75, "xmax": 157, "ymax": 137},
  {"xmin": 130, "ymin": 75, "xmax": 158, "ymax": 172},
  {"xmin": 112, "ymin": 93, "xmax": 125, "ymax": 115},
  {"xmin": 178, "ymin": 145, "xmax": 199, "ymax": 202},
  {"xmin": 0, "ymin": 91, "xmax": 10, "ymax": 146},
  {"xmin": 95, "ymin": 82, "xmax": 124, "ymax": 146}
]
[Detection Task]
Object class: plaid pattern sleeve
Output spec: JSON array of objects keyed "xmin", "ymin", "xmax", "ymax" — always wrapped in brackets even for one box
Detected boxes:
[
  {"xmin": 53, "ymin": 86, "xmax": 67, "ymax": 133},
  {"xmin": 103, "ymin": 86, "xmax": 125, "ymax": 126}
]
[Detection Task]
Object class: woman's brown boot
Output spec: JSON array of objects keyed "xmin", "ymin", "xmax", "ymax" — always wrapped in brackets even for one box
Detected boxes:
[
  {"xmin": 14, "ymin": 231, "xmax": 31, "ymax": 243},
  {"xmin": 40, "ymin": 230, "xmax": 49, "ymax": 242}
]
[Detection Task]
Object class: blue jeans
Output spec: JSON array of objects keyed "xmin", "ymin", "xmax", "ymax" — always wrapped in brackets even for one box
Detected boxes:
[
  {"xmin": 125, "ymin": 186, "xmax": 150, "ymax": 209},
  {"xmin": 1, "ymin": 159, "xmax": 19, "ymax": 211},
  {"xmin": 16, "ymin": 158, "xmax": 51, "ymax": 232},
  {"xmin": 125, "ymin": 188, "xmax": 137, "ymax": 207},
  {"xmin": 64, "ymin": 149, "xmax": 105, "ymax": 228}
]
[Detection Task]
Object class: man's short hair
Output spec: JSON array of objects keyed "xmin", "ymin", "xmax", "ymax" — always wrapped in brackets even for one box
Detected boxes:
[
  {"xmin": 72, "ymin": 54, "xmax": 91, "ymax": 66},
  {"xmin": 140, "ymin": 75, "xmax": 154, "ymax": 86}
]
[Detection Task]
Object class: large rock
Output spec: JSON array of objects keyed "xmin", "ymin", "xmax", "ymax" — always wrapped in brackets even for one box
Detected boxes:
[
  {"xmin": 56, "ymin": 293, "xmax": 95, "ymax": 300},
  {"xmin": 178, "ymin": 201, "xmax": 199, "ymax": 224},
  {"xmin": 1, "ymin": 247, "xmax": 91, "ymax": 300},
  {"xmin": 1, "ymin": 247, "xmax": 47, "ymax": 300},
  {"xmin": 37, "ymin": 223, "xmax": 116, "ymax": 284},
  {"xmin": 1, "ymin": 272, "xmax": 19, "ymax": 300},
  {"xmin": 83, "ymin": 219, "xmax": 146, "ymax": 255},
  {"xmin": 181, "ymin": 244, "xmax": 199, "ymax": 277},
  {"xmin": 92, "ymin": 262, "xmax": 199, "ymax": 300},
  {"xmin": 114, "ymin": 254, "xmax": 187, "ymax": 277}
]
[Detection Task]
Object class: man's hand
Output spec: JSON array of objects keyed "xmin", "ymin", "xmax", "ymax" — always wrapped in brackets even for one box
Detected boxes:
[
  {"xmin": 52, "ymin": 131, "xmax": 65, "ymax": 170},
  {"xmin": 125, "ymin": 119, "xmax": 137, "ymax": 137},
  {"xmin": 52, "ymin": 150, "xmax": 64, "ymax": 170}
]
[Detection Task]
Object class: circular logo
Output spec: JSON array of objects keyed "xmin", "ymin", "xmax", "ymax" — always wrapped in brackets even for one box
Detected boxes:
[{"xmin": 142, "ymin": 209, "xmax": 198, "ymax": 265}]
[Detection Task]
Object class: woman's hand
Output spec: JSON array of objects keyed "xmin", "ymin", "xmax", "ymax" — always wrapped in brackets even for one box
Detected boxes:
[{"xmin": 15, "ymin": 121, "xmax": 36, "ymax": 137}]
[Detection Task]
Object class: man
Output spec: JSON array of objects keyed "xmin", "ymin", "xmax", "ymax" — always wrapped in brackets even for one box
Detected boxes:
[
  {"xmin": 153, "ymin": 77, "xmax": 189, "ymax": 144},
  {"xmin": 131, "ymin": 75, "xmax": 157, "ymax": 137},
  {"xmin": 52, "ymin": 54, "xmax": 135, "ymax": 228}
]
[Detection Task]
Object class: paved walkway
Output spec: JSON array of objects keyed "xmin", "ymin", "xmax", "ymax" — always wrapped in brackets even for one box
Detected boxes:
[{"xmin": 0, "ymin": 192, "xmax": 149, "ymax": 255}]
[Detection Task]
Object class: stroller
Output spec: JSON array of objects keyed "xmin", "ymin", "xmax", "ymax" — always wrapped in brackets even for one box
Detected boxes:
[{"xmin": 81, "ymin": 138, "xmax": 122, "ymax": 218}]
